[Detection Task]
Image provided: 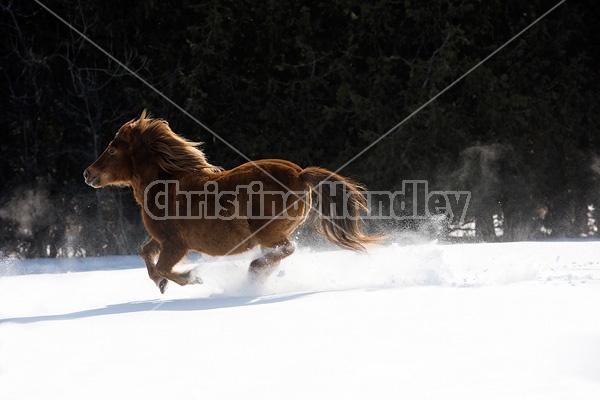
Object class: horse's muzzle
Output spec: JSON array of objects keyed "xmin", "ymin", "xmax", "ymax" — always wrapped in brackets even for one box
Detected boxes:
[{"xmin": 83, "ymin": 169, "xmax": 100, "ymax": 188}]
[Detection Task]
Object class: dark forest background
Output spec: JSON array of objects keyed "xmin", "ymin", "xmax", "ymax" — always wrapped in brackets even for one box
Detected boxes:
[{"xmin": 1, "ymin": 0, "xmax": 599, "ymax": 258}]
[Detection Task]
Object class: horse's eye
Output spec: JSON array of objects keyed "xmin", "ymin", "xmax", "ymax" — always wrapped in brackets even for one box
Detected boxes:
[{"xmin": 108, "ymin": 147, "xmax": 116, "ymax": 155}]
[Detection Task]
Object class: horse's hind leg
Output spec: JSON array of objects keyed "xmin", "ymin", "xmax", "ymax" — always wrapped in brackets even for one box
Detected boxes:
[
  {"xmin": 249, "ymin": 239, "xmax": 295, "ymax": 279},
  {"xmin": 154, "ymin": 242, "xmax": 203, "ymax": 294}
]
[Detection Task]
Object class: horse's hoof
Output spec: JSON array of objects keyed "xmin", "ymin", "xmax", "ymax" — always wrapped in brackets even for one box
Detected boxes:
[
  {"xmin": 183, "ymin": 269, "xmax": 203, "ymax": 285},
  {"xmin": 189, "ymin": 274, "xmax": 204, "ymax": 285},
  {"xmin": 248, "ymin": 266, "xmax": 270, "ymax": 284},
  {"xmin": 158, "ymin": 278, "xmax": 169, "ymax": 294}
]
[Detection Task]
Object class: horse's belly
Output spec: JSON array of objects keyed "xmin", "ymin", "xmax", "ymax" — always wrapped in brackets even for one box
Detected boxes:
[{"xmin": 181, "ymin": 219, "xmax": 257, "ymax": 256}]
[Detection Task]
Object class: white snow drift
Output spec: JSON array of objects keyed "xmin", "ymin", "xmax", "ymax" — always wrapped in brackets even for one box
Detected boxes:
[{"xmin": 1, "ymin": 241, "xmax": 600, "ymax": 400}]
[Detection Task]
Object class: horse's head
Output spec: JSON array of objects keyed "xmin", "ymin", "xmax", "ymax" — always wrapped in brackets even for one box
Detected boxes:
[
  {"xmin": 84, "ymin": 110, "xmax": 221, "ymax": 189},
  {"xmin": 83, "ymin": 117, "xmax": 140, "ymax": 188}
]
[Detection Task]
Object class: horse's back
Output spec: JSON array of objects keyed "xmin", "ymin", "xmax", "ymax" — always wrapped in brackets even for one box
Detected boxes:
[{"xmin": 213, "ymin": 159, "xmax": 306, "ymax": 192}]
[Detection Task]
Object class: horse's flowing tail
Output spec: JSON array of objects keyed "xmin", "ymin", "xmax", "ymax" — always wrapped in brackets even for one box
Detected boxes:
[{"xmin": 299, "ymin": 167, "xmax": 382, "ymax": 251}]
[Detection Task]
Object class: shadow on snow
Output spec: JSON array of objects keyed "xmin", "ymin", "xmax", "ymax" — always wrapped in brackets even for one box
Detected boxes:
[{"xmin": 0, "ymin": 292, "xmax": 314, "ymax": 325}]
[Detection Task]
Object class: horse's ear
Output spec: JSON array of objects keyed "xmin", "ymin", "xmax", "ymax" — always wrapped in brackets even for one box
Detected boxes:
[
  {"xmin": 128, "ymin": 109, "xmax": 150, "ymax": 129},
  {"xmin": 139, "ymin": 109, "xmax": 150, "ymax": 121}
]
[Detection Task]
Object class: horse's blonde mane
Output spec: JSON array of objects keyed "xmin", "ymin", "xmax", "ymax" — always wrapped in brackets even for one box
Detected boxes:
[{"xmin": 133, "ymin": 110, "xmax": 222, "ymax": 174}]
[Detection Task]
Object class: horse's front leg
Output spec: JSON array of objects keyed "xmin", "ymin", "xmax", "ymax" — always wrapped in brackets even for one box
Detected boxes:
[
  {"xmin": 141, "ymin": 238, "xmax": 163, "ymax": 286},
  {"xmin": 154, "ymin": 242, "xmax": 203, "ymax": 294}
]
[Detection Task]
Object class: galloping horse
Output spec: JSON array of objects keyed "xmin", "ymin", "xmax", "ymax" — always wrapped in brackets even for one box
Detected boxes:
[{"xmin": 84, "ymin": 110, "xmax": 380, "ymax": 293}]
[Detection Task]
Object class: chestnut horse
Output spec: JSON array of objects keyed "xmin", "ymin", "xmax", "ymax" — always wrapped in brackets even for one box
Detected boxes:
[{"xmin": 84, "ymin": 110, "xmax": 379, "ymax": 293}]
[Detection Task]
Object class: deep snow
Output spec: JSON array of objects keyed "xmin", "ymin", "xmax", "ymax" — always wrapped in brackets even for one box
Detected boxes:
[{"xmin": 1, "ymin": 241, "xmax": 600, "ymax": 399}]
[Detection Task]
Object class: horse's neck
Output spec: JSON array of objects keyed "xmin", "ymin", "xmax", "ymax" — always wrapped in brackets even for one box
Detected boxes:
[
  {"xmin": 131, "ymin": 171, "xmax": 164, "ymax": 206},
  {"xmin": 132, "ymin": 184, "xmax": 146, "ymax": 206},
  {"xmin": 131, "ymin": 171, "xmax": 217, "ymax": 206}
]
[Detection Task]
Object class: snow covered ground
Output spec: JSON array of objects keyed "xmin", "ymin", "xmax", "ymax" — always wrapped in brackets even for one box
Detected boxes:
[{"xmin": 1, "ymin": 241, "xmax": 600, "ymax": 399}]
